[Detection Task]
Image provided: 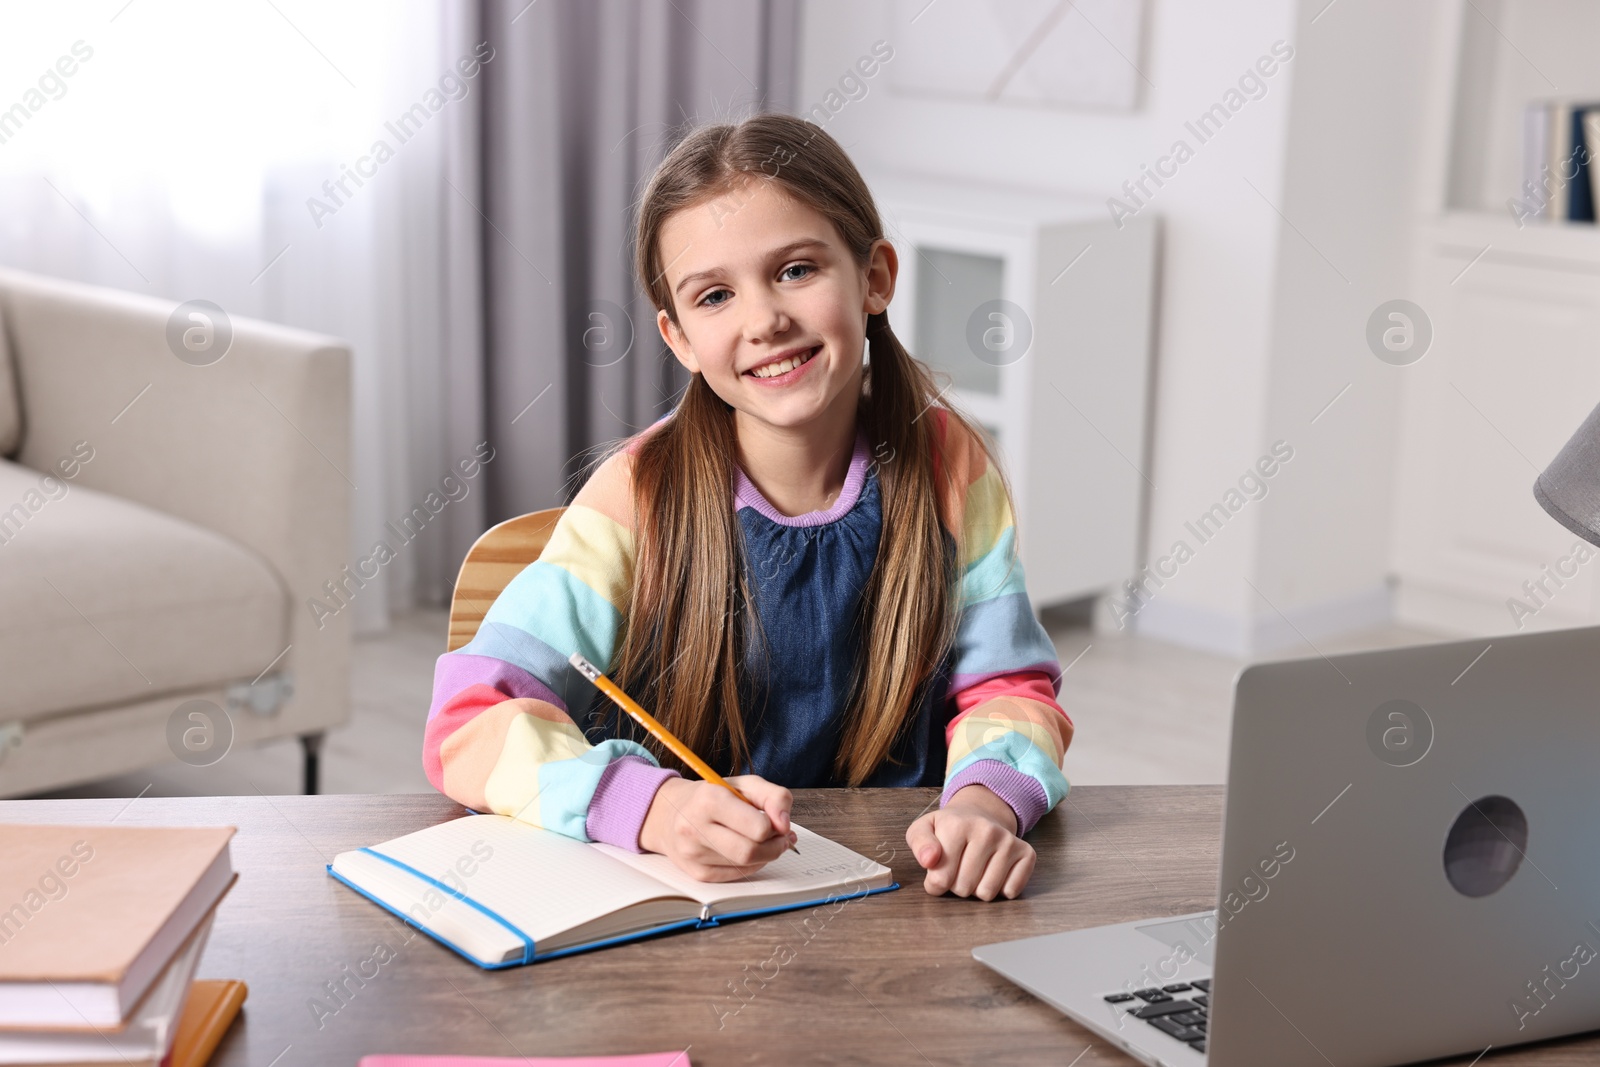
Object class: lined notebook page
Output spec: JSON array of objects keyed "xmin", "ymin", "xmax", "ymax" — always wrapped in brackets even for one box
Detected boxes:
[
  {"xmin": 593, "ymin": 823, "xmax": 891, "ymax": 908},
  {"xmin": 348, "ymin": 815, "xmax": 688, "ymax": 943}
]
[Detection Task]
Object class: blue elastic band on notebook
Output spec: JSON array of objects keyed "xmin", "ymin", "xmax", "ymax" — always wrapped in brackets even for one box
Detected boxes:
[
  {"xmin": 327, "ymin": 867, "xmax": 517, "ymax": 969},
  {"xmin": 704, "ymin": 881, "xmax": 900, "ymax": 925},
  {"xmin": 356, "ymin": 846, "xmax": 535, "ymax": 965}
]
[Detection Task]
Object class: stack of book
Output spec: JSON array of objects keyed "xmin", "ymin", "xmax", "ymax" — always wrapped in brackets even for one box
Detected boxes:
[
  {"xmin": 0, "ymin": 825, "xmax": 245, "ymax": 1067},
  {"xmin": 1522, "ymin": 100, "xmax": 1600, "ymax": 222}
]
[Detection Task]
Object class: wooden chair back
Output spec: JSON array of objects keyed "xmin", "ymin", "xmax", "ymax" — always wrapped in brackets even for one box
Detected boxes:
[{"xmin": 446, "ymin": 507, "xmax": 567, "ymax": 651}]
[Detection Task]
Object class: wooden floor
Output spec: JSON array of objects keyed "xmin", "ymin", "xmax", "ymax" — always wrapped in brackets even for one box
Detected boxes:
[{"xmin": 31, "ymin": 608, "xmax": 1451, "ymax": 799}]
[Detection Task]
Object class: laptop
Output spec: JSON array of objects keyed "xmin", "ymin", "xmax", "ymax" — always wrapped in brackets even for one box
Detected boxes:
[{"xmin": 974, "ymin": 624, "xmax": 1600, "ymax": 1067}]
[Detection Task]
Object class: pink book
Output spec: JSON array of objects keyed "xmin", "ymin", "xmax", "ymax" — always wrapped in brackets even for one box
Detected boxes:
[{"xmin": 359, "ymin": 1056, "xmax": 692, "ymax": 1067}]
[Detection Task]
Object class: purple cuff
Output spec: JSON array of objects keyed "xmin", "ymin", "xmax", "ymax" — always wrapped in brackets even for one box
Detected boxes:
[
  {"xmin": 941, "ymin": 759, "xmax": 1051, "ymax": 836},
  {"xmin": 585, "ymin": 755, "xmax": 681, "ymax": 851}
]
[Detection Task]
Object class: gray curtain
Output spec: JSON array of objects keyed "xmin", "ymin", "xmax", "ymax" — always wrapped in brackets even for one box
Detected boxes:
[
  {"xmin": 411, "ymin": 0, "xmax": 797, "ymax": 607},
  {"xmin": 442, "ymin": 0, "xmax": 801, "ymax": 573}
]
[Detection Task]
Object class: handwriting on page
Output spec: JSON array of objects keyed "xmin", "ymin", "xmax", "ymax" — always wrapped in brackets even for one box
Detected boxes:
[{"xmin": 794, "ymin": 861, "xmax": 856, "ymax": 878}]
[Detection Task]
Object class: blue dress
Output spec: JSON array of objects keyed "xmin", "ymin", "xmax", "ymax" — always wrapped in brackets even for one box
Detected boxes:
[{"xmin": 729, "ymin": 429, "xmax": 952, "ymax": 787}]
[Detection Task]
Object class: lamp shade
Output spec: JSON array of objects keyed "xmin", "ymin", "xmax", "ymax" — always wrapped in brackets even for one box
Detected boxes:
[{"xmin": 1535, "ymin": 399, "xmax": 1600, "ymax": 548}]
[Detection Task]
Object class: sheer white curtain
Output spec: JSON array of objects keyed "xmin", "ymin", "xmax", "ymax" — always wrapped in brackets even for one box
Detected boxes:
[
  {"xmin": 0, "ymin": 0, "xmax": 474, "ymax": 634},
  {"xmin": 1, "ymin": 0, "xmax": 801, "ymax": 634}
]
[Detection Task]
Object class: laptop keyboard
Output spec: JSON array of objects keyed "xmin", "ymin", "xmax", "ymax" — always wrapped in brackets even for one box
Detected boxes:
[{"xmin": 1103, "ymin": 979, "xmax": 1210, "ymax": 1054}]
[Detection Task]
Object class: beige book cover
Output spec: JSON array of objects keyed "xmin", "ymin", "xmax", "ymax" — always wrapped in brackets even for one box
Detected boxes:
[{"xmin": 0, "ymin": 824, "xmax": 236, "ymax": 1027}]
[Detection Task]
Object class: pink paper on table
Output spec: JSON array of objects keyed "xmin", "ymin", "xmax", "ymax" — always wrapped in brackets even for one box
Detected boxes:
[{"xmin": 358, "ymin": 1055, "xmax": 691, "ymax": 1067}]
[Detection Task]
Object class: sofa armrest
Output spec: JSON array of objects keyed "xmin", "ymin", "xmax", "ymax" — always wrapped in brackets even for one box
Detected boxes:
[{"xmin": 0, "ymin": 267, "xmax": 352, "ymax": 737}]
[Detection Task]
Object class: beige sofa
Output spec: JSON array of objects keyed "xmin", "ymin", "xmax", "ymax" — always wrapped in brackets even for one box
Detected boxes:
[{"xmin": 0, "ymin": 268, "xmax": 352, "ymax": 796}]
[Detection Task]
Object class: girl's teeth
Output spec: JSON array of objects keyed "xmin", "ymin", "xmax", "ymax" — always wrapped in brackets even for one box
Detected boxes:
[{"xmin": 754, "ymin": 348, "xmax": 814, "ymax": 378}]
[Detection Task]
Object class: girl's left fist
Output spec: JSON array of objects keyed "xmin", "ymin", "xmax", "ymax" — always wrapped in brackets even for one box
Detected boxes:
[{"xmin": 905, "ymin": 784, "xmax": 1035, "ymax": 901}]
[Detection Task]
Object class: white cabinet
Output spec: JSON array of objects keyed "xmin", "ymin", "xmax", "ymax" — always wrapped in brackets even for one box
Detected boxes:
[
  {"xmin": 869, "ymin": 172, "xmax": 1158, "ymax": 607},
  {"xmin": 1393, "ymin": 214, "xmax": 1600, "ymax": 634}
]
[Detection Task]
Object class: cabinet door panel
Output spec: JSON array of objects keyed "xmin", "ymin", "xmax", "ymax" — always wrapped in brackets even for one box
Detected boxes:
[{"xmin": 1394, "ymin": 247, "xmax": 1600, "ymax": 632}]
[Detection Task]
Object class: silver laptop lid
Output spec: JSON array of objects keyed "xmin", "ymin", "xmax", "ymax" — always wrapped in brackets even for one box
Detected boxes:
[{"xmin": 1207, "ymin": 624, "xmax": 1600, "ymax": 1067}]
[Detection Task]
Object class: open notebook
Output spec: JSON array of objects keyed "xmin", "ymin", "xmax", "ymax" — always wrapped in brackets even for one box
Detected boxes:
[{"xmin": 328, "ymin": 814, "xmax": 897, "ymax": 966}]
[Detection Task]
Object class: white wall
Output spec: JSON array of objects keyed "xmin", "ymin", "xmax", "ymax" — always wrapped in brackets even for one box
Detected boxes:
[
  {"xmin": 799, "ymin": 0, "xmax": 1444, "ymax": 656},
  {"xmin": 1238, "ymin": 0, "xmax": 1442, "ymax": 652}
]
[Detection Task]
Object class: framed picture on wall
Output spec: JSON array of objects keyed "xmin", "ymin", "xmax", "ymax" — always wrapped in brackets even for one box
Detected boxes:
[{"xmin": 889, "ymin": 0, "xmax": 1148, "ymax": 112}]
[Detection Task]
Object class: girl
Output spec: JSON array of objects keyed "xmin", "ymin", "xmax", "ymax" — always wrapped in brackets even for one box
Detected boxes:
[{"xmin": 424, "ymin": 113, "xmax": 1073, "ymax": 901}]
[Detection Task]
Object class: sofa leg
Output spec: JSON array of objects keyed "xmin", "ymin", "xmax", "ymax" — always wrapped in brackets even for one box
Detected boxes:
[{"xmin": 300, "ymin": 732, "xmax": 325, "ymax": 795}]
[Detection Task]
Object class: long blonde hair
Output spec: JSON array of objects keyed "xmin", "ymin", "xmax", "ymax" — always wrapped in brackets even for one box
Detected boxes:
[{"xmin": 616, "ymin": 113, "xmax": 1009, "ymax": 785}]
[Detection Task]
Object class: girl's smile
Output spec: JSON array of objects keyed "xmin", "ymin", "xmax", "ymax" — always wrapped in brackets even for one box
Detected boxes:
[{"xmin": 744, "ymin": 342, "xmax": 822, "ymax": 384}]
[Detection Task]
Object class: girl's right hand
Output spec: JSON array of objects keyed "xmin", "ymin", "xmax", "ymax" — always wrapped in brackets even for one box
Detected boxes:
[{"xmin": 638, "ymin": 775, "xmax": 797, "ymax": 881}]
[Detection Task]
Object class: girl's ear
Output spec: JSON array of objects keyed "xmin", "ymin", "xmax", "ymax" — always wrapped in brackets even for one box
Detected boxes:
[
  {"xmin": 657, "ymin": 308, "xmax": 701, "ymax": 374},
  {"xmin": 863, "ymin": 237, "xmax": 898, "ymax": 317}
]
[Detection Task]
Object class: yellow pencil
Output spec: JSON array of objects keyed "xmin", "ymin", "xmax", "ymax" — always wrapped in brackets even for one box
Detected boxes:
[{"xmin": 568, "ymin": 652, "xmax": 798, "ymax": 854}]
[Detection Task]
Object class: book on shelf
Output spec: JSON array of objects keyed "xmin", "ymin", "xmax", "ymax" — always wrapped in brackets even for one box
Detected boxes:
[
  {"xmin": 328, "ymin": 813, "xmax": 896, "ymax": 966},
  {"xmin": 1585, "ymin": 111, "xmax": 1600, "ymax": 221},
  {"xmin": 1521, "ymin": 99, "xmax": 1600, "ymax": 223},
  {"xmin": 1569, "ymin": 105, "xmax": 1597, "ymax": 222},
  {"xmin": 1524, "ymin": 101, "xmax": 1550, "ymax": 219}
]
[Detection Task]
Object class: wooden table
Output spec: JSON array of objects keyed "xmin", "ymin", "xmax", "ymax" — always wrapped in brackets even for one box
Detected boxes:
[{"xmin": 2, "ymin": 787, "xmax": 1593, "ymax": 1066}]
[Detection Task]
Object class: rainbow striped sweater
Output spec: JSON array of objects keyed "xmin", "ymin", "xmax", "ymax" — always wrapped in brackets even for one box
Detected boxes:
[{"xmin": 423, "ymin": 409, "xmax": 1073, "ymax": 850}]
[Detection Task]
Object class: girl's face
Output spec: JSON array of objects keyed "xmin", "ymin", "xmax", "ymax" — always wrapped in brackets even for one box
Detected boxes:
[{"xmin": 655, "ymin": 176, "xmax": 896, "ymax": 437}]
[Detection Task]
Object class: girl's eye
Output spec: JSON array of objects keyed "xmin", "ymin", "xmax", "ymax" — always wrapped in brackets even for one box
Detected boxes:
[{"xmin": 696, "ymin": 263, "xmax": 812, "ymax": 307}]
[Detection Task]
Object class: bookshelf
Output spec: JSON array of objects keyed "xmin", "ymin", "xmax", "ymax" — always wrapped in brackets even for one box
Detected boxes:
[
  {"xmin": 1391, "ymin": 0, "xmax": 1600, "ymax": 636},
  {"xmin": 1440, "ymin": 0, "xmax": 1600, "ymax": 222},
  {"xmin": 868, "ymin": 171, "xmax": 1158, "ymax": 608}
]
